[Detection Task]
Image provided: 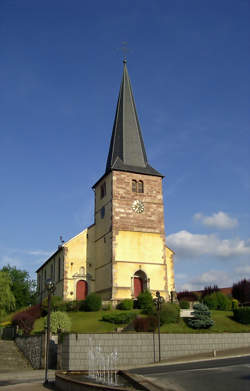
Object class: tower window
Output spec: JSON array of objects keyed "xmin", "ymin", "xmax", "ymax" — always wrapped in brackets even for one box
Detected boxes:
[
  {"xmin": 138, "ymin": 180, "xmax": 144, "ymax": 193},
  {"xmin": 100, "ymin": 182, "xmax": 106, "ymax": 199},
  {"xmin": 100, "ymin": 206, "xmax": 105, "ymax": 219},
  {"xmin": 132, "ymin": 180, "xmax": 137, "ymax": 192}
]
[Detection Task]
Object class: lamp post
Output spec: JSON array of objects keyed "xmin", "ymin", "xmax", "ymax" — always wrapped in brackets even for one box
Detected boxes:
[
  {"xmin": 153, "ymin": 291, "xmax": 164, "ymax": 362},
  {"xmin": 44, "ymin": 278, "xmax": 55, "ymax": 385}
]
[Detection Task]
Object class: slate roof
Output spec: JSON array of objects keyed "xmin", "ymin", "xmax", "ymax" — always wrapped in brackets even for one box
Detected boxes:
[{"xmin": 105, "ymin": 60, "xmax": 163, "ymax": 178}]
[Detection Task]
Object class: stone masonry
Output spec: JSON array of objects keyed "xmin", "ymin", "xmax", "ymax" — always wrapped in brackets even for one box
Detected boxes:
[{"xmin": 60, "ymin": 332, "xmax": 250, "ymax": 370}]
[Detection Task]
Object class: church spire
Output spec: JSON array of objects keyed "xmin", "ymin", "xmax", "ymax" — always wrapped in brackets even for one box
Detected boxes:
[{"xmin": 105, "ymin": 61, "xmax": 163, "ymax": 177}]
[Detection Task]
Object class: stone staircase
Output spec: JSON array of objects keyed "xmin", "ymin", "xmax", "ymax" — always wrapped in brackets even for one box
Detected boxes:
[{"xmin": 0, "ymin": 340, "xmax": 32, "ymax": 372}]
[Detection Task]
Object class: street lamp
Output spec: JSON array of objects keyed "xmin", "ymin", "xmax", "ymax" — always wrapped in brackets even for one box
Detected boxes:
[
  {"xmin": 153, "ymin": 291, "xmax": 164, "ymax": 362},
  {"xmin": 44, "ymin": 278, "xmax": 55, "ymax": 385}
]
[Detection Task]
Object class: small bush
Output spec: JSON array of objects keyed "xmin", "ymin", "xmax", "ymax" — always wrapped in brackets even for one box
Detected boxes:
[
  {"xmin": 84, "ymin": 293, "xmax": 102, "ymax": 312},
  {"xmin": 203, "ymin": 293, "xmax": 218, "ymax": 310},
  {"xmin": 116, "ymin": 299, "xmax": 133, "ymax": 311},
  {"xmin": 42, "ymin": 296, "xmax": 67, "ymax": 315},
  {"xmin": 133, "ymin": 316, "xmax": 158, "ymax": 332},
  {"xmin": 233, "ymin": 307, "xmax": 250, "ymax": 324},
  {"xmin": 157, "ymin": 303, "xmax": 180, "ymax": 325},
  {"xmin": 44, "ymin": 311, "xmax": 71, "ymax": 334},
  {"xmin": 179, "ymin": 300, "xmax": 190, "ymax": 309},
  {"xmin": 187, "ymin": 303, "xmax": 214, "ymax": 329},
  {"xmin": 137, "ymin": 291, "xmax": 154, "ymax": 314},
  {"xmin": 102, "ymin": 311, "xmax": 136, "ymax": 324},
  {"xmin": 232, "ymin": 298, "xmax": 239, "ymax": 310}
]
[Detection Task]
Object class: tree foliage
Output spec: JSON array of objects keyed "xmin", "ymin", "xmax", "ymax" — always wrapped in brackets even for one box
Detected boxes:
[
  {"xmin": 0, "ymin": 271, "xmax": 16, "ymax": 316},
  {"xmin": 232, "ymin": 279, "xmax": 250, "ymax": 304},
  {"xmin": 1, "ymin": 265, "xmax": 36, "ymax": 309},
  {"xmin": 187, "ymin": 303, "xmax": 214, "ymax": 329},
  {"xmin": 44, "ymin": 311, "xmax": 71, "ymax": 334},
  {"xmin": 201, "ymin": 285, "xmax": 219, "ymax": 299}
]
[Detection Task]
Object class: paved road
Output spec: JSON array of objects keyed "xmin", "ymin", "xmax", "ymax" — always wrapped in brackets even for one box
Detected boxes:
[{"xmin": 130, "ymin": 356, "xmax": 250, "ymax": 391}]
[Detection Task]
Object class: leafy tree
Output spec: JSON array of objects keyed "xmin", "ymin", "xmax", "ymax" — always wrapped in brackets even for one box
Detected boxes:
[
  {"xmin": 177, "ymin": 290, "xmax": 198, "ymax": 302},
  {"xmin": 232, "ymin": 279, "xmax": 250, "ymax": 304},
  {"xmin": 201, "ymin": 285, "xmax": 219, "ymax": 299},
  {"xmin": 0, "ymin": 271, "xmax": 16, "ymax": 316},
  {"xmin": 1, "ymin": 265, "xmax": 36, "ymax": 309},
  {"xmin": 137, "ymin": 290, "xmax": 154, "ymax": 314},
  {"xmin": 44, "ymin": 311, "xmax": 71, "ymax": 334}
]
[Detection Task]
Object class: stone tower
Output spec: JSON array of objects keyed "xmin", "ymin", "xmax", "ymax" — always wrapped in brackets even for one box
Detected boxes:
[{"xmin": 92, "ymin": 61, "xmax": 175, "ymax": 302}]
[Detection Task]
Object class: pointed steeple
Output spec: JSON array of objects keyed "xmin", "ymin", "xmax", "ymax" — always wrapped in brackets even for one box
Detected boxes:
[{"xmin": 105, "ymin": 60, "xmax": 163, "ymax": 177}]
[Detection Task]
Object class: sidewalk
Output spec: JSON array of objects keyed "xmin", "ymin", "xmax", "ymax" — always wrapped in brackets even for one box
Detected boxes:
[{"xmin": 0, "ymin": 347, "xmax": 249, "ymax": 391}]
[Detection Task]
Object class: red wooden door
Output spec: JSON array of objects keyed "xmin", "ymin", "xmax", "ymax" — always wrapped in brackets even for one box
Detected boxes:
[
  {"xmin": 76, "ymin": 280, "xmax": 88, "ymax": 300},
  {"xmin": 134, "ymin": 277, "xmax": 143, "ymax": 297}
]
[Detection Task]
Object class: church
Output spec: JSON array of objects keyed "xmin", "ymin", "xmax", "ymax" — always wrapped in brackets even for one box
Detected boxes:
[{"xmin": 36, "ymin": 60, "xmax": 176, "ymax": 304}]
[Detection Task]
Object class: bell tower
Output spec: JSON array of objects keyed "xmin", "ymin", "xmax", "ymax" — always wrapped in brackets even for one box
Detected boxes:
[{"xmin": 92, "ymin": 61, "xmax": 175, "ymax": 302}]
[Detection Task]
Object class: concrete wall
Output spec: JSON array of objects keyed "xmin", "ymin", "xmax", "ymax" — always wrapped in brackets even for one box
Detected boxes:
[{"xmin": 60, "ymin": 333, "xmax": 250, "ymax": 370}]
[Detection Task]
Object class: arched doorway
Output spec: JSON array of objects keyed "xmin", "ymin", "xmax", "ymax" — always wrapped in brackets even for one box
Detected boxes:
[
  {"xmin": 133, "ymin": 270, "xmax": 147, "ymax": 297},
  {"xmin": 76, "ymin": 280, "xmax": 88, "ymax": 300}
]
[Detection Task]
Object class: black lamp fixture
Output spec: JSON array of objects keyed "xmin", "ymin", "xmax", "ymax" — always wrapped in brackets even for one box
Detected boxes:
[{"xmin": 153, "ymin": 291, "xmax": 164, "ymax": 362}]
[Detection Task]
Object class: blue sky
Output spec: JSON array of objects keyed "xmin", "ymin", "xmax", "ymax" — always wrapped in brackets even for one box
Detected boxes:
[{"xmin": 0, "ymin": 0, "xmax": 249, "ymax": 291}]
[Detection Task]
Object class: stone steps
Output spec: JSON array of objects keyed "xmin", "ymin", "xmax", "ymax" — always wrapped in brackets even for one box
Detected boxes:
[{"xmin": 0, "ymin": 341, "xmax": 32, "ymax": 371}]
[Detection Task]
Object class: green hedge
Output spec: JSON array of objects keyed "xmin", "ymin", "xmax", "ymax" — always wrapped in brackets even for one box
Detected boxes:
[
  {"xmin": 116, "ymin": 299, "xmax": 133, "ymax": 311},
  {"xmin": 84, "ymin": 293, "xmax": 102, "ymax": 312},
  {"xmin": 179, "ymin": 300, "xmax": 190, "ymax": 309},
  {"xmin": 233, "ymin": 307, "xmax": 250, "ymax": 324},
  {"xmin": 157, "ymin": 303, "xmax": 180, "ymax": 325},
  {"xmin": 102, "ymin": 311, "xmax": 136, "ymax": 324}
]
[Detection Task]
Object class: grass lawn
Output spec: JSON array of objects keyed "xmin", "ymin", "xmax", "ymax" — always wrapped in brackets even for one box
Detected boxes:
[
  {"xmin": 160, "ymin": 311, "xmax": 250, "ymax": 333},
  {"xmin": 32, "ymin": 310, "xmax": 138, "ymax": 334},
  {"xmin": 31, "ymin": 309, "xmax": 250, "ymax": 334}
]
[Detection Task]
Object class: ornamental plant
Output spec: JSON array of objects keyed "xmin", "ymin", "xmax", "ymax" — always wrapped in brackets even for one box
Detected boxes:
[
  {"xmin": 157, "ymin": 303, "xmax": 180, "ymax": 325},
  {"xmin": 133, "ymin": 316, "xmax": 158, "ymax": 332},
  {"xmin": 137, "ymin": 290, "xmax": 154, "ymax": 314},
  {"xmin": 179, "ymin": 300, "xmax": 190, "ymax": 309},
  {"xmin": 102, "ymin": 311, "xmax": 136, "ymax": 324},
  {"xmin": 233, "ymin": 307, "xmax": 250, "ymax": 324},
  {"xmin": 84, "ymin": 293, "xmax": 102, "ymax": 311},
  {"xmin": 116, "ymin": 299, "xmax": 133, "ymax": 311},
  {"xmin": 187, "ymin": 303, "xmax": 214, "ymax": 329},
  {"xmin": 44, "ymin": 311, "xmax": 71, "ymax": 334},
  {"xmin": 232, "ymin": 279, "xmax": 250, "ymax": 304}
]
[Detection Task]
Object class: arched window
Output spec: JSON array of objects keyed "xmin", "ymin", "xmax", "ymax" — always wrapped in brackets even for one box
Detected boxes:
[
  {"xmin": 132, "ymin": 180, "xmax": 137, "ymax": 192},
  {"xmin": 138, "ymin": 180, "xmax": 144, "ymax": 193}
]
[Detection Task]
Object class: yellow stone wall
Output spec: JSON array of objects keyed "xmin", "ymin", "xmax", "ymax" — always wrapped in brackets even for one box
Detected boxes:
[{"xmin": 166, "ymin": 246, "xmax": 175, "ymax": 293}]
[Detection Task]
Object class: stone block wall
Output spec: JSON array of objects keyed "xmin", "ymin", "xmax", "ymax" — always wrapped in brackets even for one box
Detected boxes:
[
  {"xmin": 15, "ymin": 334, "xmax": 45, "ymax": 369},
  {"xmin": 60, "ymin": 333, "xmax": 250, "ymax": 370}
]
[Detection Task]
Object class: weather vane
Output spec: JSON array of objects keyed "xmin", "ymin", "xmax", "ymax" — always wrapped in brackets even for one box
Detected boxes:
[{"xmin": 120, "ymin": 41, "xmax": 130, "ymax": 62}]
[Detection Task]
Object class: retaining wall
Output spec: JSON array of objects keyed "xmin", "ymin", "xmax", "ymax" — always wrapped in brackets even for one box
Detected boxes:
[{"xmin": 60, "ymin": 333, "xmax": 250, "ymax": 370}]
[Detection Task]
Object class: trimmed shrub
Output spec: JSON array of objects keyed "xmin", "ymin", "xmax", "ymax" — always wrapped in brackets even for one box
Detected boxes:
[
  {"xmin": 232, "ymin": 298, "xmax": 239, "ymax": 310},
  {"xmin": 137, "ymin": 290, "xmax": 154, "ymax": 314},
  {"xmin": 133, "ymin": 316, "xmax": 158, "ymax": 332},
  {"xmin": 44, "ymin": 311, "xmax": 71, "ymax": 334},
  {"xmin": 187, "ymin": 303, "xmax": 214, "ymax": 329},
  {"xmin": 233, "ymin": 307, "xmax": 250, "ymax": 324},
  {"xmin": 232, "ymin": 279, "xmax": 250, "ymax": 304},
  {"xmin": 116, "ymin": 299, "xmax": 133, "ymax": 311},
  {"xmin": 42, "ymin": 296, "xmax": 67, "ymax": 315},
  {"xmin": 157, "ymin": 303, "xmax": 180, "ymax": 325},
  {"xmin": 84, "ymin": 293, "xmax": 102, "ymax": 312},
  {"xmin": 179, "ymin": 300, "xmax": 190, "ymax": 309},
  {"xmin": 177, "ymin": 291, "xmax": 198, "ymax": 302},
  {"xmin": 102, "ymin": 311, "xmax": 136, "ymax": 324}
]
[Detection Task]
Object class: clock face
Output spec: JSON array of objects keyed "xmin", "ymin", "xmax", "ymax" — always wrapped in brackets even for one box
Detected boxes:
[{"xmin": 132, "ymin": 200, "xmax": 144, "ymax": 214}]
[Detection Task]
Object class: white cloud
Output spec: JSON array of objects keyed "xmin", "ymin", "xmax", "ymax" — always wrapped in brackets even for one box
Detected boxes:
[
  {"xmin": 166, "ymin": 230, "xmax": 250, "ymax": 259},
  {"xmin": 177, "ymin": 270, "xmax": 232, "ymax": 291},
  {"xmin": 194, "ymin": 211, "xmax": 238, "ymax": 229},
  {"xmin": 234, "ymin": 265, "xmax": 250, "ymax": 276}
]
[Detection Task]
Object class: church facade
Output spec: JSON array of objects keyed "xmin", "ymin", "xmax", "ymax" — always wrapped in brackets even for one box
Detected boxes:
[{"xmin": 36, "ymin": 61, "xmax": 175, "ymax": 304}]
